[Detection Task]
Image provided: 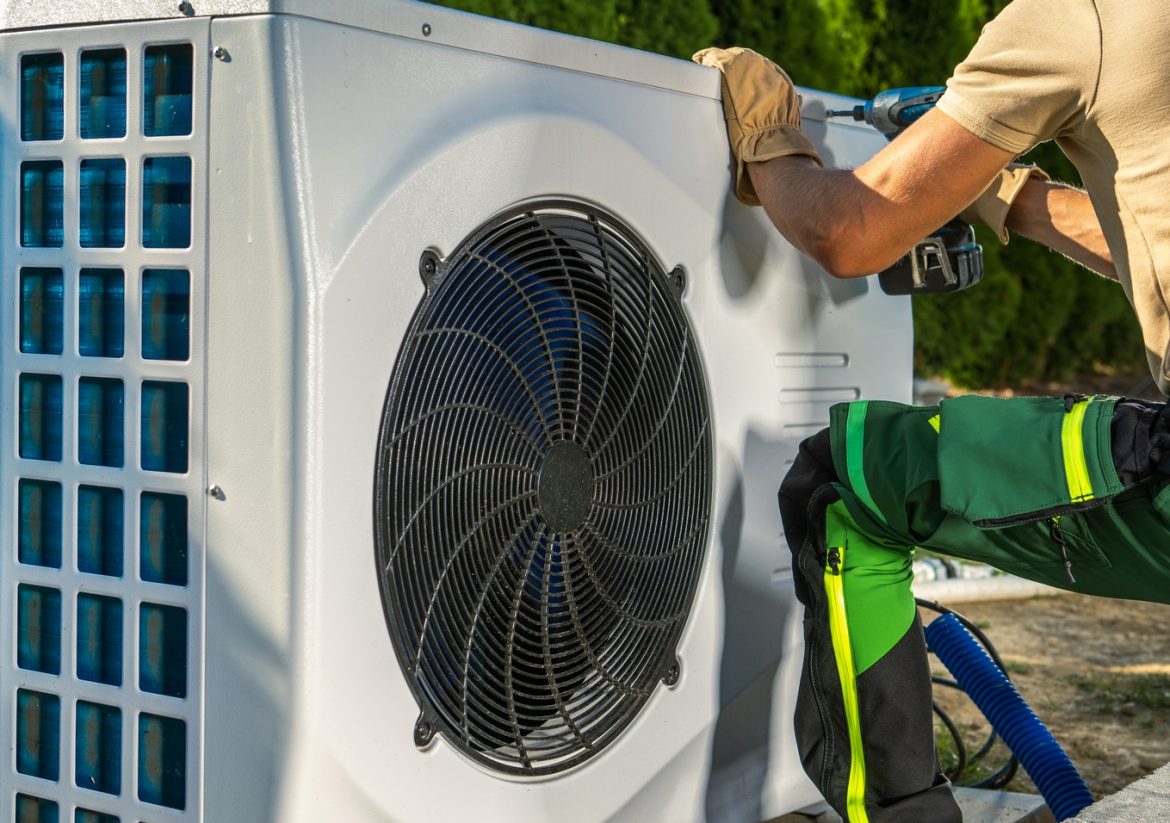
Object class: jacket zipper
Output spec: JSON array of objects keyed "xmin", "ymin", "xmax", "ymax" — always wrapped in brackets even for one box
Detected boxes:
[
  {"xmin": 971, "ymin": 493, "xmax": 1113, "ymax": 529},
  {"xmin": 1049, "ymin": 516, "xmax": 1076, "ymax": 584},
  {"xmin": 824, "ymin": 543, "xmax": 871, "ymax": 823}
]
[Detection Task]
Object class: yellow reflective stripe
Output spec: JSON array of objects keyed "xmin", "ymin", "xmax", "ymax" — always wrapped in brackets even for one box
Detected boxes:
[
  {"xmin": 1061, "ymin": 399, "xmax": 1094, "ymax": 503},
  {"xmin": 825, "ymin": 545, "xmax": 871, "ymax": 823},
  {"xmin": 927, "ymin": 413, "xmax": 940, "ymax": 433}
]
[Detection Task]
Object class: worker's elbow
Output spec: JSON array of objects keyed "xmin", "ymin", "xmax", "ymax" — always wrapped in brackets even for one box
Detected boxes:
[
  {"xmin": 804, "ymin": 229, "xmax": 883, "ymax": 279},
  {"xmin": 816, "ymin": 250, "xmax": 879, "ymax": 279}
]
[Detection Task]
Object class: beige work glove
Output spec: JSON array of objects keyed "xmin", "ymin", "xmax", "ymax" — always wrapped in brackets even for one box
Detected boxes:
[
  {"xmin": 959, "ymin": 164, "xmax": 1051, "ymax": 244},
  {"xmin": 692, "ymin": 46, "xmax": 822, "ymax": 206}
]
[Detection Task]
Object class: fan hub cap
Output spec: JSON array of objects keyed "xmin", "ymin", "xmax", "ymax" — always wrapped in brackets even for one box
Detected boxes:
[{"xmin": 537, "ymin": 440, "xmax": 594, "ymax": 533}]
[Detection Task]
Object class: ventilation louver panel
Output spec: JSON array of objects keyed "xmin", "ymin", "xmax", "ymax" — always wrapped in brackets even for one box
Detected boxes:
[
  {"xmin": 374, "ymin": 201, "xmax": 713, "ymax": 775},
  {"xmin": 7, "ymin": 25, "xmax": 204, "ymax": 821}
]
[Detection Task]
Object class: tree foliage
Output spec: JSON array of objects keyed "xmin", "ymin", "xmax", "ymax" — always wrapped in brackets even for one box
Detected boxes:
[{"xmin": 424, "ymin": 0, "xmax": 1147, "ymax": 387}]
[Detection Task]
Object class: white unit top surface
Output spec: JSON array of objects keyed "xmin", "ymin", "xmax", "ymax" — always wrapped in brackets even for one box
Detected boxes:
[{"xmin": 0, "ymin": 0, "xmax": 872, "ymax": 121}]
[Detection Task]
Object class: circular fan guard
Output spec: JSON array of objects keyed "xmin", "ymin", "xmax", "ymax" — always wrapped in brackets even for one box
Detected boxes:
[{"xmin": 374, "ymin": 200, "xmax": 712, "ymax": 775}]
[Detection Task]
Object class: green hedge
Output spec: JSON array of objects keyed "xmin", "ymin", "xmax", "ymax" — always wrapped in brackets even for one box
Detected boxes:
[{"xmin": 425, "ymin": 0, "xmax": 1146, "ymax": 388}]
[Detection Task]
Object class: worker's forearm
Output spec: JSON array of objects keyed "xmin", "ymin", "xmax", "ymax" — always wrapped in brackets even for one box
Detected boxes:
[
  {"xmin": 749, "ymin": 158, "xmax": 859, "ymax": 275},
  {"xmin": 747, "ymin": 158, "xmax": 920, "ymax": 278},
  {"xmin": 745, "ymin": 109, "xmax": 1016, "ymax": 278},
  {"xmin": 1004, "ymin": 178, "xmax": 1116, "ymax": 279}
]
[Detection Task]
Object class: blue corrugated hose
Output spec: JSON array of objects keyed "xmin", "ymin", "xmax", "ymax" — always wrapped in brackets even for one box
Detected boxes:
[{"xmin": 924, "ymin": 612, "xmax": 1094, "ymax": 821}]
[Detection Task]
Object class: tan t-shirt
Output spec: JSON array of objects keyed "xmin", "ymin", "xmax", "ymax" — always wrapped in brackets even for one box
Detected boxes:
[{"xmin": 937, "ymin": 0, "xmax": 1170, "ymax": 394}]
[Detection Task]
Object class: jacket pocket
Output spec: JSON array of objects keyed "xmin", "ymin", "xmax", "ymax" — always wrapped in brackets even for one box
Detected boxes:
[{"xmin": 937, "ymin": 394, "xmax": 1124, "ymax": 527}]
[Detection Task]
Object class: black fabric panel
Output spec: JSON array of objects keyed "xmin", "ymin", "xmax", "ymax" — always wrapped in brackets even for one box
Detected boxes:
[
  {"xmin": 1112, "ymin": 398, "xmax": 1170, "ymax": 484},
  {"xmin": 791, "ymin": 483, "xmax": 851, "ymax": 814},
  {"xmin": 857, "ymin": 614, "xmax": 962, "ymax": 822}
]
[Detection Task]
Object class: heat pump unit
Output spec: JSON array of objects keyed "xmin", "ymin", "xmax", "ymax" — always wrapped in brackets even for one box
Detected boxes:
[{"xmin": 0, "ymin": 2, "xmax": 911, "ymax": 822}]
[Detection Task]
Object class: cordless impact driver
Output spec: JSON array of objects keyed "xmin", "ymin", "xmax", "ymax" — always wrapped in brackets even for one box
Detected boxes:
[{"xmin": 828, "ymin": 86, "xmax": 984, "ymax": 295}]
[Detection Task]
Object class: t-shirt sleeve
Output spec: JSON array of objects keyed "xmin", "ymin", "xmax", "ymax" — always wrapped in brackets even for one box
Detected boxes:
[{"xmin": 936, "ymin": 0, "xmax": 1102, "ymax": 155}]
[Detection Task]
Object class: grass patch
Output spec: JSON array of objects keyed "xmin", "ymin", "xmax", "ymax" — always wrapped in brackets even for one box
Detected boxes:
[
  {"xmin": 1002, "ymin": 659, "xmax": 1032, "ymax": 676},
  {"xmin": 1071, "ymin": 673, "xmax": 1170, "ymax": 711}
]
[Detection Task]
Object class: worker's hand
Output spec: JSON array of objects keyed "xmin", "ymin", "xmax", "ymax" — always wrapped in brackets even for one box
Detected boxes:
[
  {"xmin": 692, "ymin": 46, "xmax": 822, "ymax": 206},
  {"xmin": 959, "ymin": 164, "xmax": 1051, "ymax": 244}
]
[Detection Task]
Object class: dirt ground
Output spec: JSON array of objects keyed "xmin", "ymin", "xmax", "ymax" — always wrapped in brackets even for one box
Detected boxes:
[{"xmin": 925, "ymin": 593, "xmax": 1170, "ymax": 801}]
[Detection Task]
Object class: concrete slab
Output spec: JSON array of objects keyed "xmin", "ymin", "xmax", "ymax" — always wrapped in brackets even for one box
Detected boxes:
[
  {"xmin": 1067, "ymin": 761, "xmax": 1170, "ymax": 822},
  {"xmin": 769, "ymin": 787, "xmax": 1054, "ymax": 823}
]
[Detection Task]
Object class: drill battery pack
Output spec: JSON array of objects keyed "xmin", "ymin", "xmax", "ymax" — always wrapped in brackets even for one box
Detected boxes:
[{"xmin": 878, "ymin": 219, "xmax": 984, "ymax": 295}]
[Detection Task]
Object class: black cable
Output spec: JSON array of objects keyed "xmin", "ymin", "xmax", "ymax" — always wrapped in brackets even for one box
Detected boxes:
[
  {"xmin": 972, "ymin": 752, "xmax": 1020, "ymax": 790},
  {"xmin": 934, "ymin": 676, "xmax": 1000, "ymax": 764},
  {"xmin": 931, "ymin": 677, "xmax": 1002, "ymax": 781},
  {"xmin": 933, "ymin": 699, "xmax": 967, "ymax": 781},
  {"xmin": 917, "ymin": 597, "xmax": 1021, "ymax": 790}
]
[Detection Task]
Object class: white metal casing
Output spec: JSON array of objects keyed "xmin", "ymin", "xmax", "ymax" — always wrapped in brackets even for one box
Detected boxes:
[{"xmin": 0, "ymin": 2, "xmax": 912, "ymax": 821}]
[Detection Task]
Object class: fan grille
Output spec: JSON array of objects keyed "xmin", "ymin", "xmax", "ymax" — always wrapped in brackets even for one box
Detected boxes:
[{"xmin": 374, "ymin": 201, "xmax": 712, "ymax": 775}]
